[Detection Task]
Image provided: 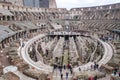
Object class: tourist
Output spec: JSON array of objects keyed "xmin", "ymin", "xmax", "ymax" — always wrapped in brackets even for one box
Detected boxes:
[
  {"xmin": 94, "ymin": 62, "xmax": 97, "ymax": 70},
  {"xmin": 69, "ymin": 64, "xmax": 72, "ymax": 71},
  {"xmin": 59, "ymin": 65, "xmax": 62, "ymax": 73},
  {"xmin": 70, "ymin": 67, "xmax": 73, "ymax": 74},
  {"xmin": 22, "ymin": 42, "xmax": 25, "ymax": 47},
  {"xmin": 96, "ymin": 64, "xmax": 99, "ymax": 69},
  {"xmin": 67, "ymin": 63, "xmax": 70, "ymax": 69},
  {"xmin": 113, "ymin": 68, "xmax": 118, "ymax": 76},
  {"xmin": 61, "ymin": 73, "xmax": 63, "ymax": 80},
  {"xmin": 66, "ymin": 71, "xmax": 69, "ymax": 80},
  {"xmin": 79, "ymin": 67, "xmax": 81, "ymax": 71},
  {"xmin": 88, "ymin": 76, "xmax": 94, "ymax": 80},
  {"xmin": 64, "ymin": 64, "xmax": 66, "ymax": 70},
  {"xmin": 91, "ymin": 64, "xmax": 93, "ymax": 70},
  {"xmin": 113, "ymin": 71, "xmax": 117, "ymax": 76},
  {"xmin": 53, "ymin": 64, "xmax": 57, "ymax": 73}
]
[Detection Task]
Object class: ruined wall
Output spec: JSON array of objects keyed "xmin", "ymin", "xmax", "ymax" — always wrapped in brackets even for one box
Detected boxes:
[
  {"xmin": 49, "ymin": 0, "xmax": 57, "ymax": 8},
  {"xmin": 0, "ymin": 0, "xmax": 23, "ymax": 6}
]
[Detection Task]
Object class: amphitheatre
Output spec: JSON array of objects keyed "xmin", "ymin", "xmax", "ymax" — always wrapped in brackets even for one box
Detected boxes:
[{"xmin": 0, "ymin": 0, "xmax": 120, "ymax": 80}]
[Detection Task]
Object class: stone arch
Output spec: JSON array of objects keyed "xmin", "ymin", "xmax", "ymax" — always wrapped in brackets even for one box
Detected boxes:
[
  {"xmin": 2, "ymin": 16, "xmax": 6, "ymax": 20},
  {"xmin": 0, "ymin": 16, "xmax": 2, "ymax": 21},
  {"xmin": 7, "ymin": 16, "xmax": 11, "ymax": 21},
  {"xmin": 12, "ymin": 16, "xmax": 14, "ymax": 20},
  {"xmin": 39, "ymin": 16, "xmax": 42, "ymax": 20}
]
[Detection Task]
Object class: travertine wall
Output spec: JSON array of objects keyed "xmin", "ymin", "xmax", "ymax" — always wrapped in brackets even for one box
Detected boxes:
[
  {"xmin": 0, "ymin": 0, "xmax": 23, "ymax": 6},
  {"xmin": 49, "ymin": 0, "xmax": 57, "ymax": 8}
]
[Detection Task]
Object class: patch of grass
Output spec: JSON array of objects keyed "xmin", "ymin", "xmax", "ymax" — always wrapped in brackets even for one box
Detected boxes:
[{"xmin": 63, "ymin": 50, "xmax": 69, "ymax": 65}]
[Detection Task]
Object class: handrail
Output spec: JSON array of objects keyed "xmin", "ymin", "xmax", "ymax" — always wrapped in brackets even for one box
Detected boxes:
[
  {"xmin": 21, "ymin": 34, "xmax": 52, "ymax": 73},
  {"xmin": 74, "ymin": 38, "xmax": 113, "ymax": 72},
  {"xmin": 20, "ymin": 33, "xmax": 113, "ymax": 73}
]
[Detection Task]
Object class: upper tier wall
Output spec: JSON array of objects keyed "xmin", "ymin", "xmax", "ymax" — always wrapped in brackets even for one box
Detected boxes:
[
  {"xmin": 70, "ymin": 3, "xmax": 120, "ymax": 11},
  {"xmin": 0, "ymin": 3, "xmax": 67, "ymax": 12}
]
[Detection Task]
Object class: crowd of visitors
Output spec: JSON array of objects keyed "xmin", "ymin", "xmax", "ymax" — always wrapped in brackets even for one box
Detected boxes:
[
  {"xmin": 79, "ymin": 62, "xmax": 99, "ymax": 71},
  {"xmin": 52, "ymin": 63, "xmax": 73, "ymax": 80},
  {"xmin": 78, "ymin": 62, "xmax": 99, "ymax": 80}
]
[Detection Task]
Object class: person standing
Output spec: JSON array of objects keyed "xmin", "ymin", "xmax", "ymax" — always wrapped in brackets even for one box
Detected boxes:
[
  {"xmin": 118, "ymin": 71, "xmax": 120, "ymax": 77},
  {"xmin": 79, "ymin": 67, "xmax": 81, "ymax": 71},
  {"xmin": 66, "ymin": 71, "xmax": 69, "ymax": 80},
  {"xmin": 52, "ymin": 64, "xmax": 56, "ymax": 73},
  {"xmin": 70, "ymin": 67, "xmax": 73, "ymax": 74},
  {"xmin": 61, "ymin": 73, "xmax": 63, "ymax": 80},
  {"xmin": 96, "ymin": 64, "xmax": 99, "ymax": 70},
  {"xmin": 89, "ymin": 76, "xmax": 94, "ymax": 80},
  {"xmin": 94, "ymin": 62, "xmax": 97, "ymax": 70},
  {"xmin": 60, "ymin": 73, "xmax": 63, "ymax": 80},
  {"xmin": 64, "ymin": 64, "xmax": 66, "ymax": 70},
  {"xmin": 59, "ymin": 65, "xmax": 62, "ymax": 73}
]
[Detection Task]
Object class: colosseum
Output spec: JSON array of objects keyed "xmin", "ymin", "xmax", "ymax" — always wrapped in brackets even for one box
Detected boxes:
[{"xmin": 0, "ymin": 0, "xmax": 120, "ymax": 80}]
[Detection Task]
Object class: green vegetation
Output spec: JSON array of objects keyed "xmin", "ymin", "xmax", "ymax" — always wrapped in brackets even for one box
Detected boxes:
[{"xmin": 63, "ymin": 50, "xmax": 69, "ymax": 65}]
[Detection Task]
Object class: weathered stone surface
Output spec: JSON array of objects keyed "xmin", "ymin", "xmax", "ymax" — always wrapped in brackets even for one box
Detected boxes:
[{"xmin": 0, "ymin": 72, "xmax": 20, "ymax": 80}]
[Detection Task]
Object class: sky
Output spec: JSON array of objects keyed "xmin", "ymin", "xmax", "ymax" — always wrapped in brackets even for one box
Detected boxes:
[{"xmin": 56, "ymin": 0, "xmax": 120, "ymax": 10}]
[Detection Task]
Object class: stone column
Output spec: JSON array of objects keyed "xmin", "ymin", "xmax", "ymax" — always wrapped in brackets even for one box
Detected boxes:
[
  {"xmin": 0, "ymin": 16, "xmax": 2, "ymax": 21},
  {"xmin": 5, "ymin": 16, "xmax": 7, "ymax": 21},
  {"xmin": 1, "ymin": 41, "xmax": 5, "ymax": 48},
  {"xmin": 117, "ymin": 34, "xmax": 120, "ymax": 40},
  {"xmin": 13, "ymin": 35, "xmax": 16, "ymax": 41},
  {"xmin": 10, "ymin": 16, "xmax": 12, "ymax": 21},
  {"xmin": 0, "ymin": 43, "xmax": 2, "ymax": 50}
]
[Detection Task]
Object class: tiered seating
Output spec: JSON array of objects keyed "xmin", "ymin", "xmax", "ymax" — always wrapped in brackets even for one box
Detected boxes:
[
  {"xmin": 6, "ymin": 43, "xmax": 29, "ymax": 71},
  {"xmin": 23, "ymin": 21, "xmax": 38, "ymax": 29},
  {"xmin": 69, "ymin": 4, "xmax": 120, "ymax": 33},
  {"xmin": 13, "ymin": 21, "xmax": 38, "ymax": 30},
  {"xmin": 107, "ymin": 41, "xmax": 120, "ymax": 67},
  {"xmin": 0, "ymin": 25, "xmax": 15, "ymax": 42},
  {"xmin": 0, "ymin": 72, "xmax": 20, "ymax": 80},
  {"xmin": 71, "ymin": 8, "xmax": 120, "ymax": 20},
  {"xmin": 50, "ymin": 22, "xmax": 62, "ymax": 30},
  {"xmin": 0, "ymin": 2, "xmax": 120, "ymax": 80}
]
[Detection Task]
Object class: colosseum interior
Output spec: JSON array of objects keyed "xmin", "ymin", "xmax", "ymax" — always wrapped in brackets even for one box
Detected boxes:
[{"xmin": 0, "ymin": 0, "xmax": 120, "ymax": 80}]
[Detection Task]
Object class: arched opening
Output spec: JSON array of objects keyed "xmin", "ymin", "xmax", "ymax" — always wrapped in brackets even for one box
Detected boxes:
[
  {"xmin": 39, "ymin": 16, "xmax": 41, "ymax": 20},
  {"xmin": 7, "ymin": 16, "xmax": 11, "ymax": 21},
  {"xmin": 74, "ymin": 15, "xmax": 79, "ymax": 20},
  {"xmin": 2, "ymin": 16, "xmax": 6, "ymax": 20},
  {"xmin": 0, "ymin": 16, "xmax": 2, "ymax": 21},
  {"xmin": 12, "ymin": 16, "xmax": 14, "ymax": 20}
]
